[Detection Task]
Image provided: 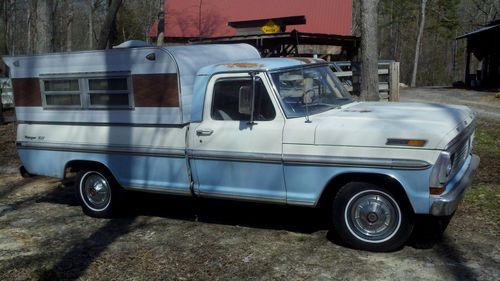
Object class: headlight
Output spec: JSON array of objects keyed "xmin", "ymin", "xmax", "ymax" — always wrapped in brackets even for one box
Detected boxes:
[
  {"xmin": 437, "ymin": 152, "xmax": 452, "ymax": 184},
  {"xmin": 429, "ymin": 152, "xmax": 452, "ymax": 194}
]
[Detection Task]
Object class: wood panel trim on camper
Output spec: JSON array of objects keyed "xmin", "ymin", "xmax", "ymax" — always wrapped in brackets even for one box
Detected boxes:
[
  {"xmin": 132, "ymin": 74, "xmax": 179, "ymax": 107},
  {"xmin": 12, "ymin": 78, "xmax": 42, "ymax": 106}
]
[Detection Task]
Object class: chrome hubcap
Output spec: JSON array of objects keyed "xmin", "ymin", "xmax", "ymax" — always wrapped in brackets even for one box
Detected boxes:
[
  {"xmin": 366, "ymin": 212, "xmax": 378, "ymax": 223},
  {"xmin": 346, "ymin": 191, "xmax": 401, "ymax": 242},
  {"xmin": 81, "ymin": 172, "xmax": 111, "ymax": 210}
]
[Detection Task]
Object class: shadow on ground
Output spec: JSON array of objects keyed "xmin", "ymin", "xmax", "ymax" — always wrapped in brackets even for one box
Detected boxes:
[
  {"xmin": 38, "ymin": 182, "xmax": 330, "ymax": 234},
  {"xmin": 37, "ymin": 182, "xmax": 468, "ymax": 250},
  {"xmin": 2, "ymin": 180, "xmax": 481, "ymax": 280}
]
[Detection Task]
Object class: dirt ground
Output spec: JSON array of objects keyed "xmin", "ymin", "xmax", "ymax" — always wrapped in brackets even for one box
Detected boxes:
[{"xmin": 0, "ymin": 96, "xmax": 499, "ymax": 280}]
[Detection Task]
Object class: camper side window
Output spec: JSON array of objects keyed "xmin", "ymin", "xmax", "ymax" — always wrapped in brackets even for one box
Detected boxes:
[
  {"xmin": 42, "ymin": 79, "xmax": 82, "ymax": 108},
  {"xmin": 88, "ymin": 77, "xmax": 132, "ymax": 108},
  {"xmin": 41, "ymin": 76, "xmax": 133, "ymax": 109}
]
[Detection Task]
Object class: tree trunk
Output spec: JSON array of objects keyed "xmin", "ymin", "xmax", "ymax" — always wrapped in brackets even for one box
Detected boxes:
[
  {"xmin": 352, "ymin": 0, "xmax": 361, "ymax": 36},
  {"xmin": 88, "ymin": 2, "xmax": 94, "ymax": 49},
  {"xmin": 0, "ymin": 96, "xmax": 4, "ymax": 125},
  {"xmin": 359, "ymin": 0, "xmax": 380, "ymax": 101},
  {"xmin": 27, "ymin": 2, "xmax": 32, "ymax": 54},
  {"xmin": 0, "ymin": 84, "xmax": 4, "ymax": 125},
  {"xmin": 411, "ymin": 0, "xmax": 427, "ymax": 88},
  {"xmin": 35, "ymin": 0, "xmax": 54, "ymax": 54},
  {"xmin": 389, "ymin": 0, "xmax": 396, "ymax": 58},
  {"xmin": 9, "ymin": 0, "xmax": 16, "ymax": 55},
  {"xmin": 66, "ymin": 1, "xmax": 73, "ymax": 51},
  {"xmin": 2, "ymin": 0, "xmax": 9, "ymax": 55},
  {"xmin": 97, "ymin": 0, "xmax": 123, "ymax": 50},
  {"xmin": 51, "ymin": 1, "xmax": 58, "ymax": 52}
]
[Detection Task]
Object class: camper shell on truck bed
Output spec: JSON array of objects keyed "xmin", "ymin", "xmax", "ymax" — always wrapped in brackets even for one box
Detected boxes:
[
  {"xmin": 3, "ymin": 44, "xmax": 261, "ymax": 182},
  {"xmin": 4, "ymin": 43, "xmax": 260, "ymax": 124}
]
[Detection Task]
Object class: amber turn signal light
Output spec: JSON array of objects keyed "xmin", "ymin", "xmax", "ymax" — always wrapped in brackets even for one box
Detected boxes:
[
  {"xmin": 407, "ymin": 139, "xmax": 427, "ymax": 146},
  {"xmin": 430, "ymin": 186, "xmax": 445, "ymax": 195},
  {"xmin": 386, "ymin": 139, "xmax": 427, "ymax": 147}
]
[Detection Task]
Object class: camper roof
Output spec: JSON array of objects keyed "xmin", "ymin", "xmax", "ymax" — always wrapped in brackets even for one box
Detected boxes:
[{"xmin": 3, "ymin": 42, "xmax": 261, "ymax": 124}]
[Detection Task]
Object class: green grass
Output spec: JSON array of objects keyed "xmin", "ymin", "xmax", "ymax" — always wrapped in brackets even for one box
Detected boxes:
[
  {"xmin": 296, "ymin": 235, "xmax": 309, "ymax": 242},
  {"xmin": 474, "ymin": 118, "xmax": 500, "ymax": 155},
  {"xmin": 464, "ymin": 184, "xmax": 500, "ymax": 221},
  {"xmin": 463, "ymin": 117, "xmax": 500, "ymax": 222}
]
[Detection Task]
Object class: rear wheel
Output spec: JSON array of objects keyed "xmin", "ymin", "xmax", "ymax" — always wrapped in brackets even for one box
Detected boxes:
[
  {"xmin": 75, "ymin": 170, "xmax": 121, "ymax": 218},
  {"xmin": 332, "ymin": 182, "xmax": 414, "ymax": 252}
]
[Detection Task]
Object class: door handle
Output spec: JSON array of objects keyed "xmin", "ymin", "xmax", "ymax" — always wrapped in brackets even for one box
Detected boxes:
[{"xmin": 196, "ymin": 128, "xmax": 213, "ymax": 136}]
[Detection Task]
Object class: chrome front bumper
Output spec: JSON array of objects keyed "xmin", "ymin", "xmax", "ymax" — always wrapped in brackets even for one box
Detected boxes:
[{"xmin": 430, "ymin": 154, "xmax": 480, "ymax": 216}]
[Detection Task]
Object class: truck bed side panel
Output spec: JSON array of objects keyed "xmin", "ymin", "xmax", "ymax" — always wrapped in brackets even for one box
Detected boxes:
[{"xmin": 17, "ymin": 124, "xmax": 190, "ymax": 194}]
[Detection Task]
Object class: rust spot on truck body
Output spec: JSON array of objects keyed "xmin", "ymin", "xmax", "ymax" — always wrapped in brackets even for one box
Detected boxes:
[
  {"xmin": 218, "ymin": 62, "xmax": 265, "ymax": 68},
  {"xmin": 291, "ymin": 57, "xmax": 325, "ymax": 64}
]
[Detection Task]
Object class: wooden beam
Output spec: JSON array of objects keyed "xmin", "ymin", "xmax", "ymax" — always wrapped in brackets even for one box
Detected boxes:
[
  {"xmin": 389, "ymin": 62, "xmax": 400, "ymax": 102},
  {"xmin": 465, "ymin": 47, "xmax": 471, "ymax": 88}
]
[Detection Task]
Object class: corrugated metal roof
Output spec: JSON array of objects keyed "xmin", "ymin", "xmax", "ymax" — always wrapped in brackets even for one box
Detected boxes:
[
  {"xmin": 456, "ymin": 23, "xmax": 500, "ymax": 39},
  {"xmin": 151, "ymin": 0, "xmax": 352, "ymax": 37}
]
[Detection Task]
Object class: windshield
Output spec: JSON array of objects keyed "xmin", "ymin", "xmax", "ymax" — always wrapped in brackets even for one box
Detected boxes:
[{"xmin": 270, "ymin": 65, "xmax": 353, "ymax": 118}]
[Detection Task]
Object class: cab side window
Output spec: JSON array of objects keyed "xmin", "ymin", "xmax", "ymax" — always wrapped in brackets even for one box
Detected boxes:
[{"xmin": 211, "ymin": 78, "xmax": 276, "ymax": 121}]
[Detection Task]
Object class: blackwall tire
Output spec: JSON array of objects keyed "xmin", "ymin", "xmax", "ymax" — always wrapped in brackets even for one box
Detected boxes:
[{"xmin": 332, "ymin": 182, "xmax": 414, "ymax": 252}]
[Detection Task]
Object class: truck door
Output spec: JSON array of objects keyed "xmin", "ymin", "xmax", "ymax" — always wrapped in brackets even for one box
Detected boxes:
[{"xmin": 189, "ymin": 72, "xmax": 286, "ymax": 203}]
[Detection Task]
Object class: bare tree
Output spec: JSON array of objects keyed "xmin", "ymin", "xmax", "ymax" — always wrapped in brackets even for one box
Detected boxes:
[
  {"xmin": 200, "ymin": 10, "xmax": 225, "ymax": 37},
  {"xmin": 88, "ymin": 2, "xmax": 94, "ymax": 49},
  {"xmin": 1, "ymin": 0, "xmax": 9, "ymax": 54},
  {"xmin": 0, "ymin": 82, "xmax": 4, "ymax": 125},
  {"xmin": 26, "ymin": 1, "xmax": 36, "ymax": 54},
  {"xmin": 0, "ymin": 95, "xmax": 3, "ymax": 125},
  {"xmin": 6, "ymin": 0, "xmax": 16, "ymax": 55},
  {"xmin": 35, "ymin": 0, "xmax": 54, "ymax": 53},
  {"xmin": 352, "ymin": 0, "xmax": 361, "ymax": 36},
  {"xmin": 66, "ymin": 1, "xmax": 74, "ymax": 51},
  {"xmin": 471, "ymin": 0, "xmax": 500, "ymax": 24},
  {"xmin": 97, "ymin": 0, "xmax": 123, "ymax": 49},
  {"xmin": 411, "ymin": 0, "xmax": 427, "ymax": 87},
  {"xmin": 359, "ymin": 0, "xmax": 380, "ymax": 101}
]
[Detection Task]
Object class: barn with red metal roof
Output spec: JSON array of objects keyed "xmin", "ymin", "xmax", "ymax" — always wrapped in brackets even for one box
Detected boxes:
[{"xmin": 149, "ymin": 0, "xmax": 352, "ymax": 38}]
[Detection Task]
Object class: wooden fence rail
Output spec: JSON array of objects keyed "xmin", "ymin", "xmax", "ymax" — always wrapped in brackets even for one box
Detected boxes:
[{"xmin": 331, "ymin": 61, "xmax": 400, "ymax": 102}]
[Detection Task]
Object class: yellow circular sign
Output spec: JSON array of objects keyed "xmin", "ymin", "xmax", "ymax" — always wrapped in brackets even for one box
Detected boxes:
[{"xmin": 261, "ymin": 20, "xmax": 281, "ymax": 34}]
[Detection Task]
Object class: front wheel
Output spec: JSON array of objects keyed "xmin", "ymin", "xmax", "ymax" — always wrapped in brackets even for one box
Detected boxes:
[
  {"xmin": 332, "ymin": 182, "xmax": 414, "ymax": 252},
  {"xmin": 75, "ymin": 170, "xmax": 121, "ymax": 218}
]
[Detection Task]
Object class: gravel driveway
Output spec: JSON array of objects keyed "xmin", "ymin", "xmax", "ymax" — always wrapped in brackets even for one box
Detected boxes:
[
  {"xmin": 0, "ymin": 172, "xmax": 498, "ymax": 281},
  {"xmin": 400, "ymin": 87, "xmax": 500, "ymax": 120}
]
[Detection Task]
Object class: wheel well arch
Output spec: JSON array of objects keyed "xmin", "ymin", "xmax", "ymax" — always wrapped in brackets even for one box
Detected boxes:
[
  {"xmin": 317, "ymin": 172, "xmax": 415, "ymax": 214},
  {"xmin": 64, "ymin": 160, "xmax": 117, "ymax": 182}
]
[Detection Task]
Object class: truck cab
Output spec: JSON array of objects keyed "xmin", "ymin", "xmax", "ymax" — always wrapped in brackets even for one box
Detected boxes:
[{"xmin": 187, "ymin": 58, "xmax": 479, "ymax": 251}]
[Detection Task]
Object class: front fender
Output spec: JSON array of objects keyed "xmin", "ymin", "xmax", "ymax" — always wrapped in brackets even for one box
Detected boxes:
[{"xmin": 284, "ymin": 164, "xmax": 433, "ymax": 214}]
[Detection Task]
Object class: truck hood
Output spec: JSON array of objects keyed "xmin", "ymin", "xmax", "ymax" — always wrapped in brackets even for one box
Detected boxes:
[{"xmin": 310, "ymin": 102, "xmax": 475, "ymax": 149}]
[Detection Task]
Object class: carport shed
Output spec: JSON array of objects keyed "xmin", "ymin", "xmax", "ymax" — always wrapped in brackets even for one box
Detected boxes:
[{"xmin": 457, "ymin": 20, "xmax": 500, "ymax": 89}]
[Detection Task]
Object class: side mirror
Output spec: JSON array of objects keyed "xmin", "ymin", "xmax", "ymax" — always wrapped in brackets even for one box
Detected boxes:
[{"xmin": 238, "ymin": 85, "xmax": 252, "ymax": 115}]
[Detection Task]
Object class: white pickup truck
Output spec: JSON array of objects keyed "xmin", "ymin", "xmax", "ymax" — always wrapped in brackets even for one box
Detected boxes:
[{"xmin": 3, "ymin": 42, "xmax": 479, "ymax": 251}]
